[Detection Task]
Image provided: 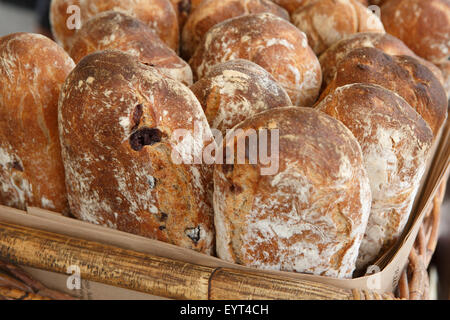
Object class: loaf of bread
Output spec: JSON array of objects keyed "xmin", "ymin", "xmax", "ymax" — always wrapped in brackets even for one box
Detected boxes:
[
  {"xmin": 0, "ymin": 33, "xmax": 74, "ymax": 213},
  {"xmin": 190, "ymin": 13, "xmax": 322, "ymax": 106},
  {"xmin": 381, "ymin": 0, "xmax": 450, "ymax": 64},
  {"xmin": 181, "ymin": 0, "xmax": 289, "ymax": 59},
  {"xmin": 58, "ymin": 50, "xmax": 215, "ymax": 254},
  {"xmin": 50, "ymin": 0, "xmax": 179, "ymax": 52},
  {"xmin": 321, "ymin": 47, "xmax": 448, "ymax": 138},
  {"xmin": 291, "ymin": 0, "xmax": 385, "ymax": 55},
  {"xmin": 319, "ymin": 33, "xmax": 445, "ymax": 90},
  {"xmin": 69, "ymin": 11, "xmax": 193, "ymax": 86},
  {"xmin": 190, "ymin": 59, "xmax": 292, "ymax": 134},
  {"xmin": 214, "ymin": 106, "xmax": 372, "ymax": 278},
  {"xmin": 316, "ymin": 83, "xmax": 433, "ymax": 270},
  {"xmin": 271, "ymin": 0, "xmax": 369, "ymax": 14}
]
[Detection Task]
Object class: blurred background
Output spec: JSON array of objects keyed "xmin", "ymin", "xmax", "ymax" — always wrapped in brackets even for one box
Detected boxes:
[
  {"xmin": 0, "ymin": 0, "xmax": 50, "ymax": 37},
  {"xmin": 0, "ymin": 0, "xmax": 448, "ymax": 300}
]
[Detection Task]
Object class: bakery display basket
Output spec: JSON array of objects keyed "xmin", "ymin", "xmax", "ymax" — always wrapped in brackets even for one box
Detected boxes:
[
  {"xmin": 0, "ymin": 0, "xmax": 449, "ymax": 302},
  {"xmin": 0, "ymin": 117, "xmax": 448, "ymax": 300}
]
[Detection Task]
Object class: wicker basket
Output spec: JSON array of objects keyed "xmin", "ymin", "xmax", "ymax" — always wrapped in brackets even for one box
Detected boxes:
[
  {"xmin": 0, "ymin": 175, "xmax": 447, "ymax": 300},
  {"xmin": 0, "ymin": 123, "xmax": 448, "ymax": 300},
  {"xmin": 397, "ymin": 178, "xmax": 448, "ymax": 300}
]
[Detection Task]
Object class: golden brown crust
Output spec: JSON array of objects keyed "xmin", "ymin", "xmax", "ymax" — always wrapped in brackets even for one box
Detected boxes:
[
  {"xmin": 214, "ymin": 106, "xmax": 372, "ymax": 278},
  {"xmin": 321, "ymin": 47, "xmax": 448, "ymax": 138},
  {"xmin": 69, "ymin": 11, "xmax": 193, "ymax": 86},
  {"xmin": 319, "ymin": 33, "xmax": 412, "ymax": 88},
  {"xmin": 0, "ymin": 33, "xmax": 74, "ymax": 213},
  {"xmin": 59, "ymin": 50, "xmax": 215, "ymax": 254},
  {"xmin": 381, "ymin": 0, "xmax": 450, "ymax": 64},
  {"xmin": 319, "ymin": 32, "xmax": 445, "ymax": 91},
  {"xmin": 271, "ymin": 0, "xmax": 369, "ymax": 15},
  {"xmin": 190, "ymin": 59, "xmax": 292, "ymax": 134},
  {"xmin": 316, "ymin": 83, "xmax": 433, "ymax": 270},
  {"xmin": 291, "ymin": 0, "xmax": 385, "ymax": 55},
  {"xmin": 50, "ymin": 0, "xmax": 179, "ymax": 52},
  {"xmin": 181, "ymin": 0, "xmax": 289, "ymax": 59},
  {"xmin": 189, "ymin": 13, "xmax": 322, "ymax": 106}
]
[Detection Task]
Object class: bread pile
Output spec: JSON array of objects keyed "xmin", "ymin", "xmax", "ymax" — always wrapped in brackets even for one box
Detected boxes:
[{"xmin": 0, "ymin": 0, "xmax": 448, "ymax": 278}]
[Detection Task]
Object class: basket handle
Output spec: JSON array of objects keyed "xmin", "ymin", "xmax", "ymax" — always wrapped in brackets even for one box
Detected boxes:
[{"xmin": 0, "ymin": 222, "xmax": 396, "ymax": 300}]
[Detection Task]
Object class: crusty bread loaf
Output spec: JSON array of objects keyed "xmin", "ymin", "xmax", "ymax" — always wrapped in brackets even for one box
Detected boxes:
[
  {"xmin": 190, "ymin": 59, "xmax": 292, "ymax": 134},
  {"xmin": 181, "ymin": 0, "xmax": 289, "ymax": 59},
  {"xmin": 170, "ymin": 0, "xmax": 203, "ymax": 28},
  {"xmin": 190, "ymin": 13, "xmax": 322, "ymax": 106},
  {"xmin": 316, "ymin": 83, "xmax": 433, "ymax": 270},
  {"xmin": 381, "ymin": 0, "xmax": 450, "ymax": 64},
  {"xmin": 58, "ymin": 50, "xmax": 215, "ymax": 254},
  {"xmin": 69, "ymin": 11, "xmax": 193, "ymax": 86},
  {"xmin": 319, "ymin": 33, "xmax": 445, "ymax": 90},
  {"xmin": 291, "ymin": 0, "xmax": 385, "ymax": 55},
  {"xmin": 271, "ymin": 0, "xmax": 369, "ymax": 14},
  {"xmin": 321, "ymin": 47, "xmax": 448, "ymax": 138},
  {"xmin": 50, "ymin": 0, "xmax": 179, "ymax": 52},
  {"xmin": 0, "ymin": 33, "xmax": 74, "ymax": 213},
  {"xmin": 214, "ymin": 106, "xmax": 372, "ymax": 278}
]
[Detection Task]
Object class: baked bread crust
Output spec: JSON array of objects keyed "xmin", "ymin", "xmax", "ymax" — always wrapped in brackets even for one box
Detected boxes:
[
  {"xmin": 291, "ymin": 0, "xmax": 385, "ymax": 55},
  {"xmin": 181, "ymin": 0, "xmax": 289, "ymax": 59},
  {"xmin": 321, "ymin": 47, "xmax": 448, "ymax": 138},
  {"xmin": 69, "ymin": 11, "xmax": 193, "ymax": 86},
  {"xmin": 50, "ymin": 0, "xmax": 179, "ymax": 52},
  {"xmin": 214, "ymin": 107, "xmax": 372, "ymax": 278},
  {"xmin": 381, "ymin": 0, "xmax": 450, "ymax": 64},
  {"xmin": 190, "ymin": 59, "xmax": 292, "ymax": 134},
  {"xmin": 319, "ymin": 33, "xmax": 445, "ymax": 90},
  {"xmin": 58, "ymin": 50, "xmax": 215, "ymax": 254},
  {"xmin": 271, "ymin": 0, "xmax": 370, "ymax": 15},
  {"xmin": 0, "ymin": 33, "xmax": 74, "ymax": 213},
  {"xmin": 316, "ymin": 83, "xmax": 433, "ymax": 269},
  {"xmin": 190, "ymin": 13, "xmax": 322, "ymax": 106}
]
